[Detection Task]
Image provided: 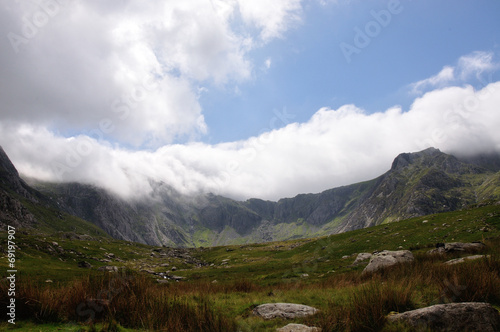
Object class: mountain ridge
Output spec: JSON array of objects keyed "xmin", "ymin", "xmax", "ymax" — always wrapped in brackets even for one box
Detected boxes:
[{"xmin": 2, "ymin": 146, "xmax": 500, "ymax": 247}]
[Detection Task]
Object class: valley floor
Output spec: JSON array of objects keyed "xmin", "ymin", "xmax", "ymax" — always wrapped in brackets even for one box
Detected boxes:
[{"xmin": 1, "ymin": 202, "xmax": 500, "ymax": 331}]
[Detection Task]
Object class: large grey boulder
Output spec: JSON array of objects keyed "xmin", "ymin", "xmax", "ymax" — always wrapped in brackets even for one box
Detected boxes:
[
  {"xmin": 276, "ymin": 323, "xmax": 321, "ymax": 332},
  {"xmin": 253, "ymin": 303, "xmax": 318, "ymax": 320},
  {"xmin": 387, "ymin": 302, "xmax": 500, "ymax": 332},
  {"xmin": 362, "ymin": 250, "xmax": 414, "ymax": 274}
]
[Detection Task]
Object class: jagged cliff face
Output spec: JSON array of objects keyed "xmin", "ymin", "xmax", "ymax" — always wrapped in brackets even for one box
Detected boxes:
[
  {"xmin": 0, "ymin": 146, "xmax": 40, "ymax": 228},
  {"xmin": 337, "ymin": 148, "xmax": 490, "ymax": 232},
  {"xmin": 2, "ymin": 146, "xmax": 500, "ymax": 247}
]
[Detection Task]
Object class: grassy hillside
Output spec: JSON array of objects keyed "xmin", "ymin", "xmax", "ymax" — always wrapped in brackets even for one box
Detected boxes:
[{"xmin": 1, "ymin": 201, "xmax": 499, "ymax": 331}]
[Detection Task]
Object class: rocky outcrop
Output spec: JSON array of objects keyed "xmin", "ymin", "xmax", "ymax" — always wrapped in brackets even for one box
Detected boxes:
[
  {"xmin": 97, "ymin": 265, "xmax": 119, "ymax": 272},
  {"xmin": 253, "ymin": 303, "xmax": 318, "ymax": 320},
  {"xmin": 429, "ymin": 242, "xmax": 486, "ymax": 254},
  {"xmin": 0, "ymin": 146, "xmax": 36, "ymax": 200},
  {"xmin": 276, "ymin": 323, "xmax": 321, "ymax": 332},
  {"xmin": 0, "ymin": 190, "xmax": 38, "ymax": 228},
  {"xmin": 363, "ymin": 250, "xmax": 414, "ymax": 274},
  {"xmin": 387, "ymin": 302, "xmax": 500, "ymax": 332}
]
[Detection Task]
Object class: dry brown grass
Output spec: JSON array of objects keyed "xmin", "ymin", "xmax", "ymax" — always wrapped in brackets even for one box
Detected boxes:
[{"xmin": 0, "ymin": 271, "xmax": 238, "ymax": 331}]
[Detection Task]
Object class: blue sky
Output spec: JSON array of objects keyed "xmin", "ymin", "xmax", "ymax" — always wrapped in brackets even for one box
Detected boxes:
[
  {"xmin": 1, "ymin": 0, "xmax": 500, "ymax": 200},
  {"xmin": 202, "ymin": 0, "xmax": 500, "ymax": 143}
]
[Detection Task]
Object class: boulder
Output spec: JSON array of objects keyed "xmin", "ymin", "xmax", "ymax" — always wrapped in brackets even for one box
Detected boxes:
[
  {"xmin": 429, "ymin": 242, "xmax": 485, "ymax": 254},
  {"xmin": 276, "ymin": 323, "xmax": 321, "ymax": 332},
  {"xmin": 352, "ymin": 253, "xmax": 372, "ymax": 265},
  {"xmin": 253, "ymin": 303, "xmax": 318, "ymax": 320},
  {"xmin": 362, "ymin": 250, "xmax": 414, "ymax": 274},
  {"xmin": 387, "ymin": 302, "xmax": 500, "ymax": 332},
  {"xmin": 444, "ymin": 255, "xmax": 489, "ymax": 265}
]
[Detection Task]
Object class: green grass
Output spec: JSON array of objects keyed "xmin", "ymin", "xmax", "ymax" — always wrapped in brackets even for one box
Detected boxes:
[{"xmin": 1, "ymin": 201, "xmax": 500, "ymax": 331}]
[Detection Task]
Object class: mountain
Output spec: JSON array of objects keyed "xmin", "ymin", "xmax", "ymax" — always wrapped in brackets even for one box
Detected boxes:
[
  {"xmin": 0, "ymin": 146, "xmax": 110, "ymax": 237},
  {"xmin": 2, "ymin": 146, "xmax": 500, "ymax": 247}
]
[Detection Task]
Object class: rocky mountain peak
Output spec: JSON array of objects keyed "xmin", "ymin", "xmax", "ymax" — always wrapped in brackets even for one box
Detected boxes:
[
  {"xmin": 0, "ymin": 146, "xmax": 20, "ymax": 179},
  {"xmin": 390, "ymin": 147, "xmax": 444, "ymax": 171},
  {"xmin": 0, "ymin": 146, "xmax": 34, "ymax": 200}
]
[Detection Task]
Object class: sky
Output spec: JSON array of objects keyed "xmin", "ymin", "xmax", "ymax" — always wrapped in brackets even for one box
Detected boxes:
[{"xmin": 1, "ymin": 0, "xmax": 500, "ymax": 201}]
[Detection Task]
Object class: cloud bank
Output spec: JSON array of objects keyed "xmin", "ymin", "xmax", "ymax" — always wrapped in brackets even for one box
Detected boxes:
[
  {"xmin": 1, "ymin": 2, "xmax": 500, "ymax": 201},
  {"xmin": 2, "ymin": 81, "xmax": 500, "ymax": 201}
]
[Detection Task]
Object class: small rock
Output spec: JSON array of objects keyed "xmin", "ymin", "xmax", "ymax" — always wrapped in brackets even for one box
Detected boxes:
[
  {"xmin": 170, "ymin": 275, "xmax": 186, "ymax": 281},
  {"xmin": 45, "ymin": 279, "xmax": 53, "ymax": 283},
  {"xmin": 352, "ymin": 253, "xmax": 372, "ymax": 265},
  {"xmin": 160, "ymin": 263, "xmax": 170, "ymax": 267},
  {"xmin": 276, "ymin": 323, "xmax": 321, "ymax": 332},
  {"xmin": 156, "ymin": 279, "xmax": 169, "ymax": 284},
  {"xmin": 171, "ymin": 266, "xmax": 177, "ymax": 271},
  {"xmin": 78, "ymin": 261, "xmax": 92, "ymax": 269},
  {"xmin": 253, "ymin": 303, "xmax": 318, "ymax": 320},
  {"xmin": 97, "ymin": 265, "xmax": 119, "ymax": 272},
  {"xmin": 444, "ymin": 255, "xmax": 489, "ymax": 265},
  {"xmin": 422, "ymin": 220, "xmax": 429, "ymax": 223},
  {"xmin": 300, "ymin": 273, "xmax": 309, "ymax": 278},
  {"xmin": 51, "ymin": 242, "xmax": 59, "ymax": 246}
]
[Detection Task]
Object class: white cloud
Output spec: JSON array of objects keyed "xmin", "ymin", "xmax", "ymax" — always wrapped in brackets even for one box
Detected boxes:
[
  {"xmin": 410, "ymin": 51, "xmax": 498, "ymax": 95},
  {"xmin": 2, "ymin": 4, "xmax": 500, "ymax": 203},
  {"xmin": 410, "ymin": 66, "xmax": 455, "ymax": 94},
  {"xmin": 457, "ymin": 51, "xmax": 497, "ymax": 81},
  {"xmin": 0, "ymin": 0, "xmax": 303, "ymax": 148},
  {"xmin": 265, "ymin": 58, "xmax": 272, "ymax": 69},
  {"xmin": 236, "ymin": 0, "xmax": 303, "ymax": 42},
  {"xmin": 2, "ymin": 81, "xmax": 500, "ymax": 201}
]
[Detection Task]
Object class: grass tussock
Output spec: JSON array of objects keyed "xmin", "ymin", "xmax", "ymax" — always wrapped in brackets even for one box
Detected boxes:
[
  {"xmin": 304, "ymin": 280, "xmax": 415, "ymax": 332},
  {"xmin": 0, "ymin": 271, "xmax": 237, "ymax": 331}
]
